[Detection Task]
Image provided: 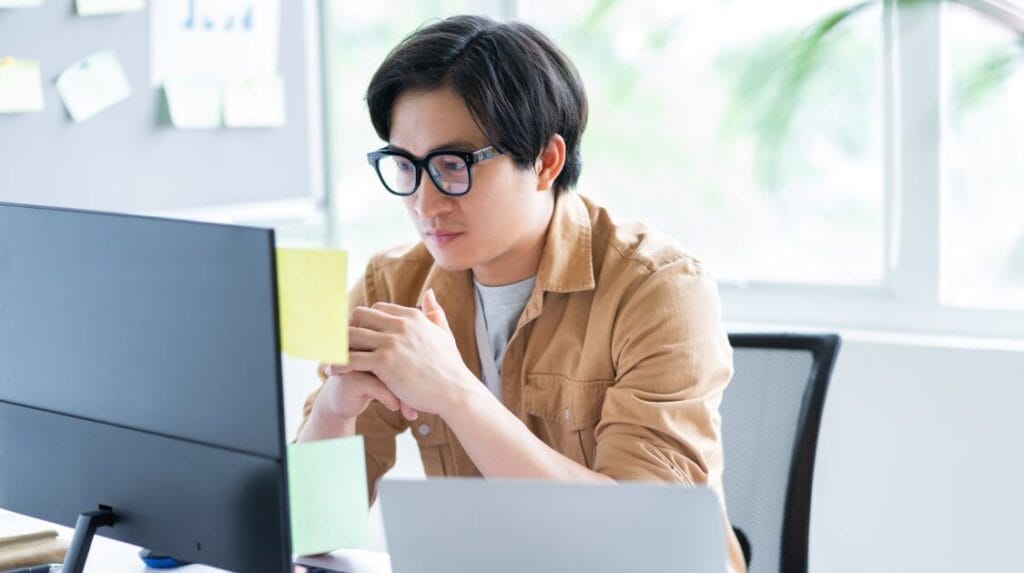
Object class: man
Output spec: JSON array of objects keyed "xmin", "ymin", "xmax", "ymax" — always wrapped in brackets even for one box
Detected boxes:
[{"xmin": 297, "ymin": 15, "xmax": 745, "ymax": 573}]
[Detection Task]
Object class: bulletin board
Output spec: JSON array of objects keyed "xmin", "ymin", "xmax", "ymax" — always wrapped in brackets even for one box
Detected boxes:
[{"xmin": 0, "ymin": 0, "xmax": 322, "ymax": 216}]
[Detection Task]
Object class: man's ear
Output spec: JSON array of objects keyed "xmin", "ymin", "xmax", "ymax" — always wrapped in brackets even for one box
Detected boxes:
[{"xmin": 534, "ymin": 134, "xmax": 567, "ymax": 192}]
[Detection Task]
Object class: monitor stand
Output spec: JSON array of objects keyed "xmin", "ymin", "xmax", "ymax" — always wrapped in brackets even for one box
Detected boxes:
[{"xmin": 61, "ymin": 506, "xmax": 115, "ymax": 573}]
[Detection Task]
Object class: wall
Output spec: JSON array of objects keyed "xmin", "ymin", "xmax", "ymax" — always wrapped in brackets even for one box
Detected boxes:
[{"xmin": 808, "ymin": 333, "xmax": 1024, "ymax": 572}]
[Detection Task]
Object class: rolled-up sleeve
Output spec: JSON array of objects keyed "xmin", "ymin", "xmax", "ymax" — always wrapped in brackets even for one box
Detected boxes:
[
  {"xmin": 594, "ymin": 258, "xmax": 732, "ymax": 487},
  {"xmin": 595, "ymin": 259, "xmax": 746, "ymax": 572}
]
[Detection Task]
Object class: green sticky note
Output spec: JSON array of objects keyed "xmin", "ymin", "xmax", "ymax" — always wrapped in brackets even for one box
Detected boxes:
[
  {"xmin": 55, "ymin": 50, "xmax": 132, "ymax": 122},
  {"xmin": 288, "ymin": 436, "xmax": 368, "ymax": 556},
  {"xmin": 223, "ymin": 75, "xmax": 286, "ymax": 128},
  {"xmin": 164, "ymin": 78, "xmax": 222, "ymax": 129},
  {"xmin": 275, "ymin": 248, "xmax": 348, "ymax": 364},
  {"xmin": 0, "ymin": 57, "xmax": 44, "ymax": 114}
]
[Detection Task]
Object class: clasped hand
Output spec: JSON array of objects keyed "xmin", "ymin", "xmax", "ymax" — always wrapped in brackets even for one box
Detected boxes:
[{"xmin": 323, "ymin": 289, "xmax": 474, "ymax": 423}]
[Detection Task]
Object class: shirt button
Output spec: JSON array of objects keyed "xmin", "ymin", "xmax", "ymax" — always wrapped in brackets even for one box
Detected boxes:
[
  {"xmin": 417, "ymin": 424, "xmax": 431, "ymax": 436},
  {"xmin": 563, "ymin": 408, "xmax": 571, "ymax": 421}
]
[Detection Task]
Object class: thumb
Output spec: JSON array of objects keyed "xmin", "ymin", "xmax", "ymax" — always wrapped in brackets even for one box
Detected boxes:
[{"xmin": 420, "ymin": 288, "xmax": 449, "ymax": 331}]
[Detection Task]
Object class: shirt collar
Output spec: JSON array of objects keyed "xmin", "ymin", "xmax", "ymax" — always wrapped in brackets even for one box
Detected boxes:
[{"xmin": 534, "ymin": 191, "xmax": 596, "ymax": 293}]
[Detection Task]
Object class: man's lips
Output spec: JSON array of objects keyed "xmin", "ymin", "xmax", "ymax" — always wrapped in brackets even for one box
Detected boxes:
[{"xmin": 424, "ymin": 230, "xmax": 463, "ymax": 244}]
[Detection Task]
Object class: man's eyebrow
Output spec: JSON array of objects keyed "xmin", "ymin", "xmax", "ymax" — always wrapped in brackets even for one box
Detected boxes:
[
  {"xmin": 430, "ymin": 139, "xmax": 480, "ymax": 152},
  {"xmin": 385, "ymin": 140, "xmax": 483, "ymax": 155},
  {"xmin": 383, "ymin": 143, "xmax": 411, "ymax": 154}
]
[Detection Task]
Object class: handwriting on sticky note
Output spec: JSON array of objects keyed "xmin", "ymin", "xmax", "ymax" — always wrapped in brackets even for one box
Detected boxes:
[
  {"xmin": 275, "ymin": 248, "xmax": 348, "ymax": 364},
  {"xmin": 55, "ymin": 51, "xmax": 132, "ymax": 122},
  {"xmin": 0, "ymin": 57, "xmax": 44, "ymax": 114},
  {"xmin": 288, "ymin": 436, "xmax": 368, "ymax": 555}
]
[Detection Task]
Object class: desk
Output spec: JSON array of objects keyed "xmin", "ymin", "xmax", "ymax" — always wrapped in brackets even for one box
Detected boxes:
[{"xmin": 0, "ymin": 510, "xmax": 391, "ymax": 573}]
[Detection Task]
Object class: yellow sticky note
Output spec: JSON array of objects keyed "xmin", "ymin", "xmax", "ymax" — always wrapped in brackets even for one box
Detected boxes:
[
  {"xmin": 76, "ymin": 0, "xmax": 144, "ymax": 16},
  {"xmin": 164, "ymin": 78, "xmax": 222, "ymax": 129},
  {"xmin": 287, "ymin": 436, "xmax": 368, "ymax": 555},
  {"xmin": 223, "ymin": 75, "xmax": 286, "ymax": 128},
  {"xmin": 0, "ymin": 57, "xmax": 44, "ymax": 114},
  {"xmin": 275, "ymin": 248, "xmax": 348, "ymax": 364},
  {"xmin": 55, "ymin": 50, "xmax": 132, "ymax": 122}
]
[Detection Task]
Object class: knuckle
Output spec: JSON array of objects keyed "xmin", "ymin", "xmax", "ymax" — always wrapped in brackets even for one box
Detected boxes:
[
  {"xmin": 395, "ymin": 320, "xmax": 410, "ymax": 336},
  {"xmin": 349, "ymin": 307, "xmax": 366, "ymax": 324}
]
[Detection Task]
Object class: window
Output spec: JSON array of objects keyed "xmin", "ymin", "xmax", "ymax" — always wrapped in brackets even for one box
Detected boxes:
[
  {"xmin": 942, "ymin": 2, "xmax": 1024, "ymax": 311},
  {"xmin": 517, "ymin": 0, "xmax": 885, "ymax": 286}
]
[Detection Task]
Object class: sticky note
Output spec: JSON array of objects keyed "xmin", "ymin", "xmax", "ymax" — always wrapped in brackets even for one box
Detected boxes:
[
  {"xmin": 0, "ymin": 57, "xmax": 44, "ymax": 113},
  {"xmin": 164, "ymin": 78, "xmax": 222, "ymax": 129},
  {"xmin": 287, "ymin": 436, "xmax": 368, "ymax": 555},
  {"xmin": 223, "ymin": 75, "xmax": 286, "ymax": 128},
  {"xmin": 0, "ymin": 0, "xmax": 44, "ymax": 7},
  {"xmin": 55, "ymin": 51, "xmax": 132, "ymax": 122},
  {"xmin": 275, "ymin": 248, "xmax": 348, "ymax": 364},
  {"xmin": 76, "ymin": 0, "xmax": 144, "ymax": 16}
]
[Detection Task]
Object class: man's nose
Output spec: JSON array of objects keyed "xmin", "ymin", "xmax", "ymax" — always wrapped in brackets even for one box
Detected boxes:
[{"xmin": 412, "ymin": 175, "xmax": 454, "ymax": 218}]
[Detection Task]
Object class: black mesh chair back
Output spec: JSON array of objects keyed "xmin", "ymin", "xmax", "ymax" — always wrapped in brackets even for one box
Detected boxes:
[{"xmin": 720, "ymin": 333, "xmax": 841, "ymax": 573}]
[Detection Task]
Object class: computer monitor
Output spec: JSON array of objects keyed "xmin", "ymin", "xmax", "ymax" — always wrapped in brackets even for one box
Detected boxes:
[{"xmin": 0, "ymin": 202, "xmax": 293, "ymax": 573}]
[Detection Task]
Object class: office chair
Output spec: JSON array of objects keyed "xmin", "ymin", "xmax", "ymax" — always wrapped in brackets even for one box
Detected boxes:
[{"xmin": 720, "ymin": 333, "xmax": 841, "ymax": 573}]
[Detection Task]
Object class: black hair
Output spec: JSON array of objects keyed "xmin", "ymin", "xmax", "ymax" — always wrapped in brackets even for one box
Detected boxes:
[{"xmin": 366, "ymin": 15, "xmax": 588, "ymax": 193}]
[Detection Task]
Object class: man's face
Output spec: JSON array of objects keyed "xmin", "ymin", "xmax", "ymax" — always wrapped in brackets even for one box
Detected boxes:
[{"xmin": 387, "ymin": 86, "xmax": 555, "ymax": 285}]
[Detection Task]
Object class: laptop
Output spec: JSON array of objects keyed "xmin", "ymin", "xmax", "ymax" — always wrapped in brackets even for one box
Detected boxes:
[{"xmin": 379, "ymin": 478, "xmax": 727, "ymax": 573}]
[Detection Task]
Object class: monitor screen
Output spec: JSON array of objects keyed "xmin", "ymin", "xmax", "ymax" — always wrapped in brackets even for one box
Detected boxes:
[{"xmin": 0, "ymin": 202, "xmax": 292, "ymax": 573}]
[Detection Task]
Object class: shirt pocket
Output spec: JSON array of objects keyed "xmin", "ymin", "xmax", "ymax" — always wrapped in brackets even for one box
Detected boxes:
[
  {"xmin": 523, "ymin": 374, "xmax": 614, "ymax": 469},
  {"xmin": 409, "ymin": 413, "xmax": 456, "ymax": 476}
]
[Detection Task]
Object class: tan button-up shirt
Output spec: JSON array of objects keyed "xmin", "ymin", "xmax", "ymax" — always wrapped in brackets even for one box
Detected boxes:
[{"xmin": 301, "ymin": 191, "xmax": 745, "ymax": 572}]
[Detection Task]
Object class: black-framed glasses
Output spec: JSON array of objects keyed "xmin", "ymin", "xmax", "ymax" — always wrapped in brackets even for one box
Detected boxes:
[{"xmin": 366, "ymin": 145, "xmax": 504, "ymax": 197}]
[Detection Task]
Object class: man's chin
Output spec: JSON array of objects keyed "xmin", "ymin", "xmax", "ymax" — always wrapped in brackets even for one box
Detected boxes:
[{"xmin": 424, "ymin": 248, "xmax": 473, "ymax": 272}]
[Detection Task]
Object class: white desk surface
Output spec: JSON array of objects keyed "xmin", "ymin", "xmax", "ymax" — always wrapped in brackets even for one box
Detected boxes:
[{"xmin": 0, "ymin": 509, "xmax": 391, "ymax": 573}]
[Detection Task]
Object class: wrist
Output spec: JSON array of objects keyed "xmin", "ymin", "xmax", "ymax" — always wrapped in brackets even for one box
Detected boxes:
[
  {"xmin": 304, "ymin": 398, "xmax": 357, "ymax": 440},
  {"xmin": 438, "ymin": 368, "xmax": 489, "ymax": 421}
]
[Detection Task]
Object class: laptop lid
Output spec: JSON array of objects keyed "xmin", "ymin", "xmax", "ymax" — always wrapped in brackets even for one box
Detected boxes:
[{"xmin": 379, "ymin": 478, "xmax": 727, "ymax": 573}]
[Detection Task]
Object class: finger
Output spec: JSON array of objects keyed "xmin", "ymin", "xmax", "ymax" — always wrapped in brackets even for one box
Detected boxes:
[
  {"xmin": 323, "ymin": 362, "xmax": 350, "ymax": 377},
  {"xmin": 327, "ymin": 351, "xmax": 377, "ymax": 375},
  {"xmin": 326, "ymin": 364, "xmax": 353, "ymax": 377},
  {"xmin": 345, "ymin": 371, "xmax": 401, "ymax": 412},
  {"xmin": 348, "ymin": 304, "xmax": 368, "ymax": 320},
  {"xmin": 348, "ymin": 326, "xmax": 388, "ymax": 351},
  {"xmin": 325, "ymin": 351, "xmax": 373, "ymax": 376},
  {"xmin": 350, "ymin": 305, "xmax": 405, "ymax": 333},
  {"xmin": 370, "ymin": 301, "xmax": 421, "ymax": 319},
  {"xmin": 420, "ymin": 288, "xmax": 449, "ymax": 331},
  {"xmin": 400, "ymin": 401, "xmax": 419, "ymax": 421}
]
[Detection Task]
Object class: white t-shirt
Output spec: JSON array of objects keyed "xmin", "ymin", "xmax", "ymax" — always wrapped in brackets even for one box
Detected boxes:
[{"xmin": 472, "ymin": 275, "xmax": 536, "ymax": 398}]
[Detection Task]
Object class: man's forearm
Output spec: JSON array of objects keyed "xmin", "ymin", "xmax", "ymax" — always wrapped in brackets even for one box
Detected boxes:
[{"xmin": 441, "ymin": 376, "xmax": 614, "ymax": 483}]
